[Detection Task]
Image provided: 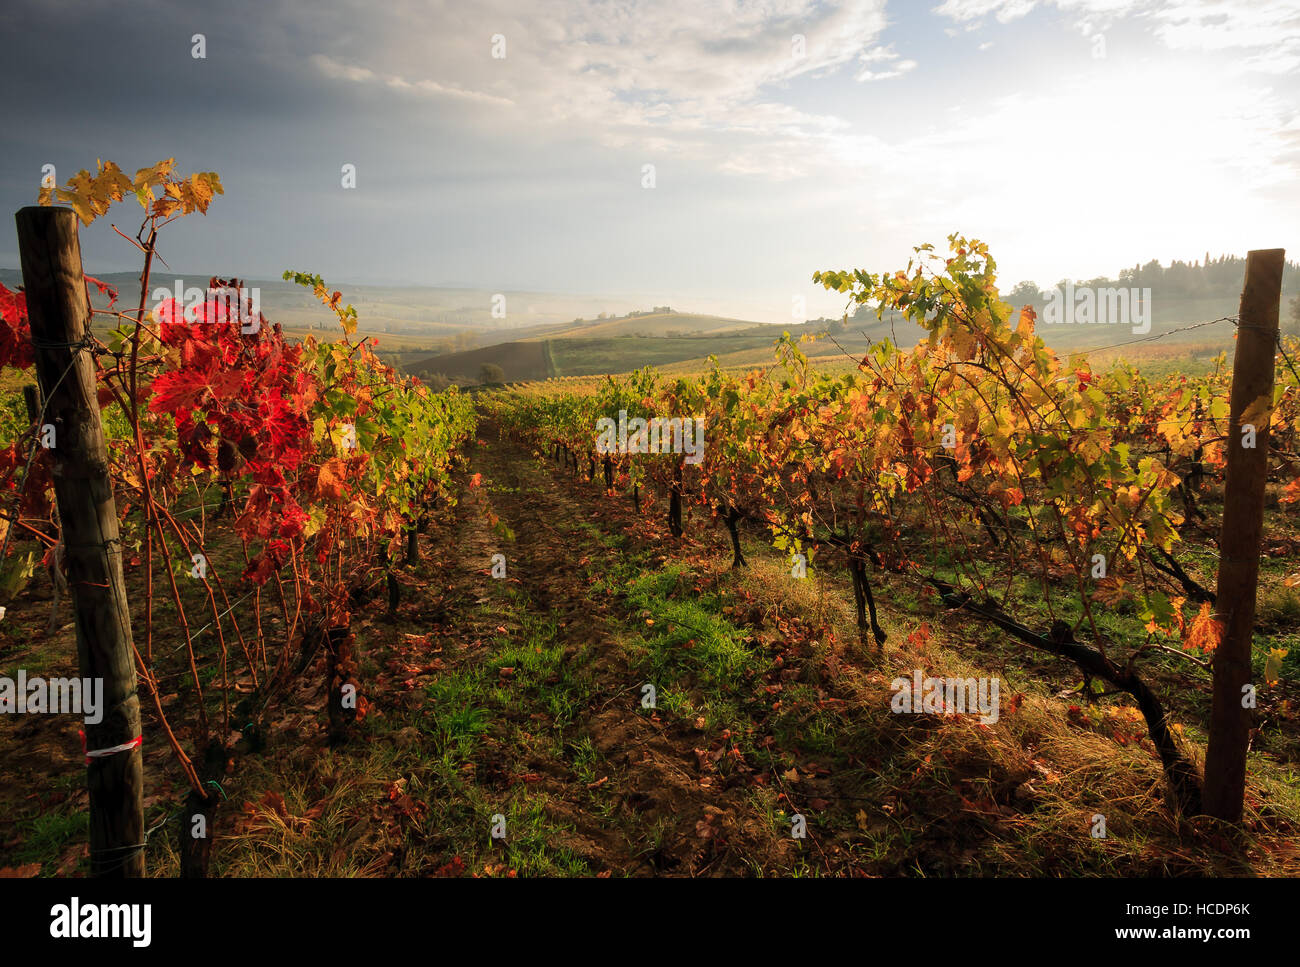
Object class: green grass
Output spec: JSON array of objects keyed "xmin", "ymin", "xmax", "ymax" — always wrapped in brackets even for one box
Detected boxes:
[{"xmin": 8, "ymin": 810, "xmax": 85, "ymax": 870}]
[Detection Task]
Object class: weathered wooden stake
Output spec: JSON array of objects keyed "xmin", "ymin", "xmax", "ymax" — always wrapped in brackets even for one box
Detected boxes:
[
  {"xmin": 22, "ymin": 383, "xmax": 40, "ymax": 424},
  {"xmin": 1202, "ymin": 247, "xmax": 1285, "ymax": 823},
  {"xmin": 17, "ymin": 206, "xmax": 144, "ymax": 875}
]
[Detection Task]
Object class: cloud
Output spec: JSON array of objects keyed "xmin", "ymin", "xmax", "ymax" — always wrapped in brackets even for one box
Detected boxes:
[
  {"xmin": 1150, "ymin": 0, "xmax": 1300, "ymax": 74},
  {"xmin": 932, "ymin": 0, "xmax": 1043, "ymax": 24},
  {"xmin": 854, "ymin": 44, "xmax": 918, "ymax": 81},
  {"xmin": 934, "ymin": 0, "xmax": 1300, "ymax": 72},
  {"xmin": 309, "ymin": 54, "xmax": 514, "ymax": 105},
  {"xmin": 299, "ymin": 0, "xmax": 893, "ymax": 177}
]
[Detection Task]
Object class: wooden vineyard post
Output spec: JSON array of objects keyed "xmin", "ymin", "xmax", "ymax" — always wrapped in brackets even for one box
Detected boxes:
[
  {"xmin": 1202, "ymin": 248, "xmax": 1285, "ymax": 823},
  {"xmin": 16, "ymin": 206, "xmax": 145, "ymax": 875},
  {"xmin": 23, "ymin": 383, "xmax": 41, "ymax": 425}
]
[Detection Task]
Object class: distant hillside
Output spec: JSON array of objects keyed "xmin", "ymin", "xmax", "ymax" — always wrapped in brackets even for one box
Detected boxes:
[
  {"xmin": 407, "ymin": 340, "xmax": 554, "ymax": 384},
  {"xmin": 1014, "ymin": 295, "xmax": 1294, "ymax": 352},
  {"xmin": 547, "ymin": 331, "xmax": 779, "ymax": 374},
  {"xmin": 520, "ymin": 311, "xmax": 758, "ymax": 341},
  {"xmin": 1001, "ymin": 254, "xmax": 1300, "ymax": 351},
  {"xmin": 403, "ymin": 306, "xmax": 923, "ymax": 383},
  {"xmin": 405, "ymin": 326, "xmax": 809, "ymax": 384},
  {"xmin": 0, "ymin": 269, "xmax": 691, "ymax": 341},
  {"xmin": 404, "ymin": 309, "xmax": 790, "ymax": 383},
  {"xmin": 1005, "ymin": 253, "xmax": 1300, "ymax": 305}
]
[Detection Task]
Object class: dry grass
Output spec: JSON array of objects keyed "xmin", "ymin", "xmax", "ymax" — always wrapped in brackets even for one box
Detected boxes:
[{"xmin": 718, "ymin": 537, "xmax": 1300, "ymax": 876}]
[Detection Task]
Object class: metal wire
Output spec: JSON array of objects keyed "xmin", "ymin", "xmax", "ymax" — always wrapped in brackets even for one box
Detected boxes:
[{"xmin": 0, "ymin": 350, "xmax": 87, "ymax": 575}]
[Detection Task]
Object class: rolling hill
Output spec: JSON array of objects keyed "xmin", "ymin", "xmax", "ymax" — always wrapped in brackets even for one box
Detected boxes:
[{"xmin": 403, "ymin": 311, "xmax": 795, "ymax": 383}]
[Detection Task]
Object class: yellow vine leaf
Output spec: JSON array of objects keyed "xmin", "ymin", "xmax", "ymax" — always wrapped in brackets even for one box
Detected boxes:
[{"xmin": 1264, "ymin": 648, "xmax": 1288, "ymax": 687}]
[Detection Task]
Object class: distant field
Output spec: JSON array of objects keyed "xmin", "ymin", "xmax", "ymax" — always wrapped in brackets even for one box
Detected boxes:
[
  {"xmin": 526, "ymin": 312, "xmax": 757, "ymax": 340},
  {"xmin": 1021, "ymin": 294, "xmax": 1296, "ymax": 352},
  {"xmin": 485, "ymin": 334, "xmax": 1245, "ymax": 401},
  {"xmin": 407, "ymin": 339, "xmax": 553, "ymax": 383},
  {"xmin": 404, "ymin": 318, "xmax": 794, "ymax": 383},
  {"xmin": 548, "ymin": 333, "xmax": 780, "ymax": 375},
  {"xmin": 538, "ymin": 324, "xmax": 1246, "ymax": 384}
]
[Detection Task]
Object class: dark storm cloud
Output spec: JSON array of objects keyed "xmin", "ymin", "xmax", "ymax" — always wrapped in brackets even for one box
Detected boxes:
[{"xmin": 0, "ymin": 0, "xmax": 490, "ymax": 280}]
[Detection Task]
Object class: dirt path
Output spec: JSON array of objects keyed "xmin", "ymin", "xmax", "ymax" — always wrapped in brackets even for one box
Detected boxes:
[
  {"xmin": 417, "ymin": 421, "xmax": 800, "ymax": 875},
  {"xmin": 0, "ymin": 416, "xmax": 829, "ymax": 877}
]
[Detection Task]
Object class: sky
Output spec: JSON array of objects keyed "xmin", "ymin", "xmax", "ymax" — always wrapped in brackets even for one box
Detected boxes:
[{"xmin": 1, "ymin": 0, "xmax": 1297, "ymax": 324}]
